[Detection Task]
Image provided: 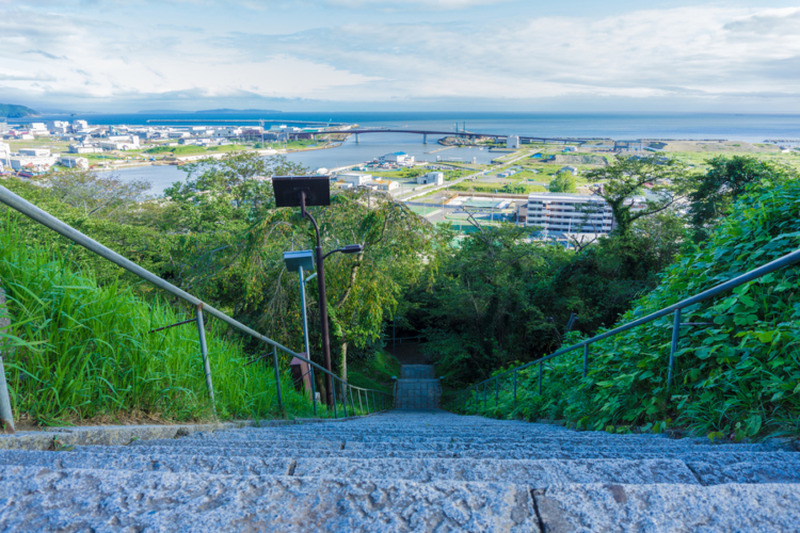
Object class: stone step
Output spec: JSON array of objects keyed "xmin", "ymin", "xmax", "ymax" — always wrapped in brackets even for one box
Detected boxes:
[
  {"xmin": 194, "ymin": 428, "xmax": 787, "ymax": 452},
  {"xmin": 535, "ymin": 482, "xmax": 800, "ymax": 532},
  {"xmin": 400, "ymin": 365, "xmax": 436, "ymax": 379},
  {"xmin": 0, "ymin": 450, "xmax": 706, "ymax": 486},
  {"xmin": 131, "ymin": 435, "xmax": 787, "ymax": 458},
  {"xmin": 73, "ymin": 442, "xmax": 800, "ymax": 465},
  {"xmin": 0, "ymin": 465, "xmax": 538, "ymax": 532},
  {"xmin": 0, "ymin": 449, "xmax": 294, "ymax": 477}
]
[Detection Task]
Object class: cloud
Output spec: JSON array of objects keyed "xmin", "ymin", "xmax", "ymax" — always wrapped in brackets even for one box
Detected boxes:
[
  {"xmin": 3, "ymin": 3, "xmax": 800, "ymax": 111},
  {"xmin": 324, "ymin": 0, "xmax": 509, "ymax": 7}
]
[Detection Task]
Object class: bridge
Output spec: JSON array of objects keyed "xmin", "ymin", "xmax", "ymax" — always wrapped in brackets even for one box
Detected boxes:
[{"xmin": 314, "ymin": 128, "xmax": 591, "ymax": 146}]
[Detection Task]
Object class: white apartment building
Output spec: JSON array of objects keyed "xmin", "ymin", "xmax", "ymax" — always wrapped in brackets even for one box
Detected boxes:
[
  {"xmin": 525, "ymin": 193, "xmax": 617, "ymax": 235},
  {"xmin": 507, "ymin": 135, "xmax": 520, "ymax": 149},
  {"xmin": 526, "ymin": 192, "xmax": 649, "ymax": 235}
]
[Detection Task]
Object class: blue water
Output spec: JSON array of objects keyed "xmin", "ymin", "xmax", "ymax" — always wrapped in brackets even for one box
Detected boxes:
[
  {"xmin": 55, "ymin": 110, "xmax": 798, "ymax": 196},
  {"xmin": 22, "ymin": 111, "xmax": 800, "ymax": 142}
]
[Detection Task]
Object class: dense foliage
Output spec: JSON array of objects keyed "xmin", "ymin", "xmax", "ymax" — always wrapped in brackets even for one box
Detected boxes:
[
  {"xmin": 0, "ymin": 217, "xmax": 312, "ymax": 425},
  {"xmin": 457, "ymin": 173, "xmax": 800, "ymax": 438}
]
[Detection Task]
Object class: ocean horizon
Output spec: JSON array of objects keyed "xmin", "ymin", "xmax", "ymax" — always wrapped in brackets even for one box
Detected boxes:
[{"xmin": 14, "ymin": 111, "xmax": 800, "ymax": 143}]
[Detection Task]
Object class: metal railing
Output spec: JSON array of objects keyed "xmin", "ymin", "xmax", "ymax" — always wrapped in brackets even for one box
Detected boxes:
[
  {"xmin": 0, "ymin": 185, "xmax": 393, "ymax": 432},
  {"xmin": 451, "ymin": 245, "xmax": 800, "ymax": 412}
]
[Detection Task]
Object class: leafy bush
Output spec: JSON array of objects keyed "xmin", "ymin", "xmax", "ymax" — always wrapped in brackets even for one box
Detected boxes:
[
  {"xmin": 459, "ymin": 175, "xmax": 800, "ymax": 438},
  {"xmin": 0, "ymin": 216, "xmax": 315, "ymax": 425}
]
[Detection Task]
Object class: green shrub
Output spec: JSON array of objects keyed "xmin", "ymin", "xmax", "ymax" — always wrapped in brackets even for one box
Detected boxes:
[{"xmin": 0, "ymin": 216, "xmax": 315, "ymax": 425}]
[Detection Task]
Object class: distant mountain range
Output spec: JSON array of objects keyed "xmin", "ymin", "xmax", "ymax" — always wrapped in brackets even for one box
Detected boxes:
[{"xmin": 0, "ymin": 104, "xmax": 39, "ymax": 118}]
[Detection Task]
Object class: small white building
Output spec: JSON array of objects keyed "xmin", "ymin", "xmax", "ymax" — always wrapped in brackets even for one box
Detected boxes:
[
  {"xmin": 29, "ymin": 122, "xmax": 49, "ymax": 135},
  {"xmin": 69, "ymin": 144, "xmax": 101, "ymax": 154},
  {"xmin": 559, "ymin": 166, "xmax": 578, "ymax": 175},
  {"xmin": 372, "ymin": 179, "xmax": 399, "ymax": 192},
  {"xmin": 0, "ymin": 142, "xmax": 10, "ymax": 169},
  {"xmin": 18, "ymin": 148, "xmax": 51, "ymax": 157},
  {"xmin": 417, "ymin": 171, "xmax": 444, "ymax": 186},
  {"xmin": 338, "ymin": 172, "xmax": 373, "ymax": 187},
  {"xmin": 507, "ymin": 135, "xmax": 520, "ymax": 149},
  {"xmin": 60, "ymin": 156, "xmax": 89, "ymax": 169},
  {"xmin": 381, "ymin": 152, "xmax": 415, "ymax": 165},
  {"xmin": 47, "ymin": 121, "xmax": 71, "ymax": 135},
  {"xmin": 10, "ymin": 148, "xmax": 59, "ymax": 173}
]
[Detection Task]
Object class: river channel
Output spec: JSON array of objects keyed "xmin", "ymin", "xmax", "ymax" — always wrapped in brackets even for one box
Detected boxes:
[{"xmin": 102, "ymin": 132, "xmax": 498, "ymax": 196}]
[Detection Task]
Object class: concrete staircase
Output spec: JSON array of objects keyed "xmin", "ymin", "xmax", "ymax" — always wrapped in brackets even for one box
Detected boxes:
[
  {"xmin": 394, "ymin": 364, "xmax": 441, "ymax": 409},
  {"xmin": 1, "ymin": 411, "xmax": 799, "ymax": 531}
]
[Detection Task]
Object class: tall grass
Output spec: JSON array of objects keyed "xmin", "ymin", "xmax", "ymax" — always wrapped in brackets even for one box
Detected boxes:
[{"xmin": 0, "ymin": 215, "xmax": 317, "ymax": 425}]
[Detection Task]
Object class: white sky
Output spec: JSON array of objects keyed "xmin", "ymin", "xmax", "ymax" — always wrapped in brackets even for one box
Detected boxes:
[{"xmin": 2, "ymin": 0, "xmax": 800, "ymax": 112}]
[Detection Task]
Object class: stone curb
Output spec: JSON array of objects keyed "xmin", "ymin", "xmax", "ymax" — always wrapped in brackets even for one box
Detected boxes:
[{"xmin": 0, "ymin": 411, "xmax": 389, "ymax": 451}]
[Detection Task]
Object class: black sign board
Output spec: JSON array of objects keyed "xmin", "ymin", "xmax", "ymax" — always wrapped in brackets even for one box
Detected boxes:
[{"xmin": 272, "ymin": 176, "xmax": 331, "ymax": 207}]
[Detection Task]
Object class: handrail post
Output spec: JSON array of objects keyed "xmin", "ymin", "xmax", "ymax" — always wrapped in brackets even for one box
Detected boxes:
[
  {"xmin": 195, "ymin": 305, "xmax": 217, "ymax": 417},
  {"xmin": 309, "ymin": 366, "xmax": 317, "ymax": 416},
  {"xmin": 358, "ymin": 389, "xmax": 364, "ymax": 414},
  {"xmin": 331, "ymin": 381, "xmax": 338, "ymax": 418},
  {"xmin": 341, "ymin": 381, "xmax": 348, "ymax": 417},
  {"xmin": 272, "ymin": 346, "xmax": 283, "ymax": 413},
  {"xmin": 583, "ymin": 343, "xmax": 589, "ymax": 378},
  {"xmin": 513, "ymin": 371, "xmax": 517, "ymax": 408},
  {"xmin": 668, "ymin": 308, "xmax": 682, "ymax": 387},
  {"xmin": 0, "ymin": 287, "xmax": 15, "ymax": 433},
  {"xmin": 495, "ymin": 378, "xmax": 499, "ymax": 407},
  {"xmin": 538, "ymin": 362, "xmax": 543, "ymax": 395}
]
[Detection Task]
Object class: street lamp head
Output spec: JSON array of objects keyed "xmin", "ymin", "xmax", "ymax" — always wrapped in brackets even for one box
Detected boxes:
[
  {"xmin": 341, "ymin": 244, "xmax": 364, "ymax": 254},
  {"xmin": 283, "ymin": 250, "xmax": 315, "ymax": 272}
]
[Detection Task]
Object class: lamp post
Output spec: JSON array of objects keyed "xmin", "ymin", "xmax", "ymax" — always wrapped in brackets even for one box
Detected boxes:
[
  {"xmin": 282, "ymin": 250, "xmax": 314, "ymax": 360},
  {"xmin": 272, "ymin": 176, "xmax": 363, "ymax": 406}
]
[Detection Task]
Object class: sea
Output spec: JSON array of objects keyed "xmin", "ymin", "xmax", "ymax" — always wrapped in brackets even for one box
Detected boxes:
[{"xmin": 20, "ymin": 111, "xmax": 800, "ymax": 196}]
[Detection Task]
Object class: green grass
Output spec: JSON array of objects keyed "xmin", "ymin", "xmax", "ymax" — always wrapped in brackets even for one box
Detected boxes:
[
  {"xmin": 0, "ymin": 215, "xmax": 320, "ymax": 426},
  {"xmin": 347, "ymin": 350, "xmax": 401, "ymax": 395}
]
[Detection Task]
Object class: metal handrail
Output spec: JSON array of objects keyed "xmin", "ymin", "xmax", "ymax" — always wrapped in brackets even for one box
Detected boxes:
[
  {"xmin": 0, "ymin": 184, "xmax": 393, "ymax": 426},
  {"xmin": 454, "ymin": 244, "xmax": 800, "ymax": 409}
]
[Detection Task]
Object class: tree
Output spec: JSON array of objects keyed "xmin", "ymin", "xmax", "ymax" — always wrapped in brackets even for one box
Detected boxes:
[
  {"xmin": 164, "ymin": 152, "xmax": 306, "ymax": 233},
  {"xmin": 688, "ymin": 156, "xmax": 792, "ymax": 241},
  {"xmin": 548, "ymin": 171, "xmax": 577, "ymax": 193},
  {"xmin": 585, "ymin": 155, "xmax": 688, "ymax": 237},
  {"xmin": 45, "ymin": 169, "xmax": 150, "ymax": 221}
]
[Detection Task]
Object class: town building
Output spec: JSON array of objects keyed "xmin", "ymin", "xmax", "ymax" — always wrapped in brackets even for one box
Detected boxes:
[
  {"xmin": 525, "ymin": 192, "xmax": 647, "ymax": 235},
  {"xmin": 417, "ymin": 171, "xmax": 444, "ymax": 186},
  {"xmin": 372, "ymin": 179, "xmax": 399, "ymax": 192},
  {"xmin": 59, "ymin": 156, "xmax": 90, "ymax": 169},
  {"xmin": 507, "ymin": 135, "xmax": 520, "ymax": 149},
  {"xmin": 337, "ymin": 172, "xmax": 373, "ymax": 187},
  {"xmin": 0, "ymin": 142, "xmax": 10, "ymax": 169},
  {"xmin": 9, "ymin": 148, "xmax": 59, "ymax": 173},
  {"xmin": 381, "ymin": 152, "xmax": 415, "ymax": 166}
]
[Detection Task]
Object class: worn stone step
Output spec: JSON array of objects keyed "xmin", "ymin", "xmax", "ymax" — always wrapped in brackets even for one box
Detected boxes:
[
  {"xmin": 72, "ymin": 441, "xmax": 800, "ymax": 465},
  {"xmin": 0, "ymin": 450, "xmax": 705, "ymax": 486},
  {"xmin": 0, "ymin": 449, "xmax": 294, "ymax": 477},
  {"xmin": 195, "ymin": 429, "xmax": 786, "ymax": 454},
  {"xmin": 533, "ymin": 482, "xmax": 800, "ymax": 532},
  {"xmin": 0, "ymin": 465, "xmax": 538, "ymax": 532},
  {"xmin": 131, "ymin": 435, "xmax": 787, "ymax": 460},
  {"xmin": 400, "ymin": 365, "xmax": 437, "ymax": 379}
]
